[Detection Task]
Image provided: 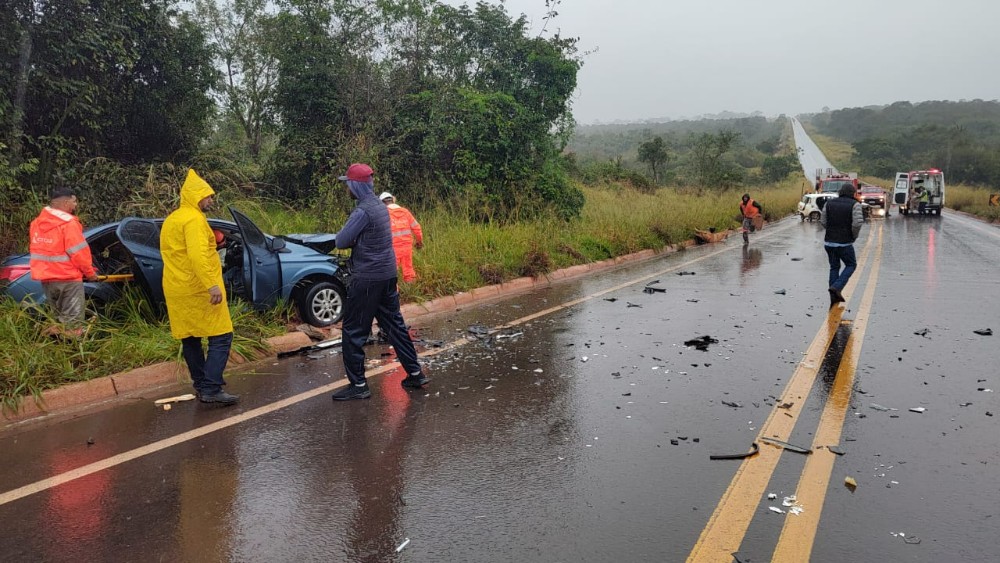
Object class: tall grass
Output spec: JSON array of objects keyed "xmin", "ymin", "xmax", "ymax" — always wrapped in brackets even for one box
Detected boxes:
[
  {"xmin": 0, "ymin": 286, "xmax": 286, "ymax": 412},
  {"xmin": 946, "ymin": 184, "xmax": 1000, "ymax": 222}
]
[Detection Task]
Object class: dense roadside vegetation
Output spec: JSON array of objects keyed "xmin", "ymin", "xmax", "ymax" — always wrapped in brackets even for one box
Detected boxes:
[{"xmin": 801, "ymin": 101, "xmax": 1000, "ymax": 222}]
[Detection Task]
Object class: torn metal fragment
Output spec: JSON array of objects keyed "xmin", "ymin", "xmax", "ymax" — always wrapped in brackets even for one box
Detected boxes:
[
  {"xmin": 973, "ymin": 328, "xmax": 993, "ymax": 336},
  {"xmin": 760, "ymin": 436, "xmax": 812, "ymax": 454},
  {"xmin": 710, "ymin": 442, "xmax": 759, "ymax": 460}
]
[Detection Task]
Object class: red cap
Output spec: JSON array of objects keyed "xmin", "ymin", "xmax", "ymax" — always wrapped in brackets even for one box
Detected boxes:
[{"xmin": 338, "ymin": 163, "xmax": 374, "ymax": 182}]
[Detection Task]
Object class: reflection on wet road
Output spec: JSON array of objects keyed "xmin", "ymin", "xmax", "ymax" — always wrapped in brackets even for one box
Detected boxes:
[{"xmin": 2, "ymin": 211, "xmax": 999, "ymax": 562}]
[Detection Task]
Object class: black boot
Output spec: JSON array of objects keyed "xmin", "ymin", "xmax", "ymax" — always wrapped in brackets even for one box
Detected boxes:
[
  {"xmin": 332, "ymin": 383, "xmax": 371, "ymax": 401},
  {"xmin": 401, "ymin": 372, "xmax": 431, "ymax": 389}
]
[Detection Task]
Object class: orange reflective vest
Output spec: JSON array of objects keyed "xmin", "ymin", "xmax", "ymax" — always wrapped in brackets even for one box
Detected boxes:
[
  {"xmin": 29, "ymin": 207, "xmax": 96, "ymax": 282},
  {"xmin": 387, "ymin": 204, "xmax": 423, "ymax": 247},
  {"xmin": 740, "ymin": 199, "xmax": 760, "ymax": 218}
]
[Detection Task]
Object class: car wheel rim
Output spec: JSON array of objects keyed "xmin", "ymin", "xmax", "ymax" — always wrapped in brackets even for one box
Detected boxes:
[{"xmin": 311, "ymin": 288, "xmax": 342, "ymax": 323}]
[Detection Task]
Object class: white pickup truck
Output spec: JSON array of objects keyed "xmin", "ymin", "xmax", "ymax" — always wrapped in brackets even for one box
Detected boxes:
[{"xmin": 892, "ymin": 169, "xmax": 945, "ymax": 216}]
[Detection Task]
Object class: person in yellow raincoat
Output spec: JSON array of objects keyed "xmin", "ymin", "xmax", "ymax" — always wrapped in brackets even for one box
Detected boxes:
[{"xmin": 160, "ymin": 169, "xmax": 239, "ymax": 405}]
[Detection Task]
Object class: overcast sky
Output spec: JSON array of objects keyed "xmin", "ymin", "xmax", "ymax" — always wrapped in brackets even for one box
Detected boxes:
[{"xmin": 463, "ymin": 0, "xmax": 999, "ymax": 123}]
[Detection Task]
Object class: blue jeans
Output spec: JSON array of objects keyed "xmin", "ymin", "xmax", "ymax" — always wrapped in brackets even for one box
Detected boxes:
[
  {"xmin": 341, "ymin": 278, "xmax": 421, "ymax": 386},
  {"xmin": 181, "ymin": 332, "xmax": 234, "ymax": 395},
  {"xmin": 825, "ymin": 245, "xmax": 857, "ymax": 291}
]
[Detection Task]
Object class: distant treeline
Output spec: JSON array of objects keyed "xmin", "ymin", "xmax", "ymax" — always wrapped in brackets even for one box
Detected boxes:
[
  {"xmin": 565, "ymin": 116, "xmax": 799, "ymax": 190},
  {"xmin": 804, "ymin": 100, "xmax": 1000, "ymax": 184}
]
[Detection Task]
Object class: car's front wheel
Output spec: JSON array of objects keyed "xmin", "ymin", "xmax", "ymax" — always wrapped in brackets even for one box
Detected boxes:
[
  {"xmin": 299, "ymin": 281, "xmax": 345, "ymax": 326},
  {"xmin": 809, "ymin": 211, "xmax": 821, "ymax": 221}
]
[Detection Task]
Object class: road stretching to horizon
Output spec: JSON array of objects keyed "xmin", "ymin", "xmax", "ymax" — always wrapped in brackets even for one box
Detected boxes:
[{"xmin": 1, "ymin": 128, "xmax": 999, "ymax": 562}]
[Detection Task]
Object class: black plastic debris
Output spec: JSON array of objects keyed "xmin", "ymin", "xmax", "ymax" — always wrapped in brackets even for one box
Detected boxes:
[
  {"xmin": 914, "ymin": 328, "xmax": 931, "ymax": 338},
  {"xmin": 777, "ymin": 402, "xmax": 794, "ymax": 409},
  {"xmin": 604, "ymin": 297, "xmax": 618, "ymax": 302},
  {"xmin": 687, "ymin": 299, "xmax": 699, "ymax": 303},
  {"xmin": 721, "ymin": 400, "xmax": 743, "ymax": 408},
  {"xmin": 622, "ymin": 392, "xmax": 632, "ymax": 396},
  {"xmin": 974, "ymin": 328, "xmax": 993, "ymax": 336},
  {"xmin": 790, "ymin": 257, "xmax": 803, "ymax": 261},
  {"xmin": 676, "ymin": 271, "xmax": 696, "ymax": 276},
  {"xmin": 643, "ymin": 286, "xmax": 667, "ymax": 294},
  {"xmin": 670, "ymin": 439, "xmax": 679, "ymax": 445},
  {"xmin": 684, "ymin": 335, "xmax": 719, "ymax": 351},
  {"xmin": 760, "ymin": 437, "xmax": 812, "ymax": 454},
  {"xmin": 626, "ymin": 302, "xmax": 643, "ymax": 308},
  {"xmin": 774, "ymin": 289, "xmax": 787, "ymax": 295},
  {"xmin": 710, "ymin": 442, "xmax": 759, "ymax": 460}
]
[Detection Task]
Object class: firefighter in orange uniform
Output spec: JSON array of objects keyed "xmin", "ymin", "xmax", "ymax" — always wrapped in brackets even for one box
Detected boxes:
[{"xmin": 379, "ymin": 192, "xmax": 423, "ymax": 283}]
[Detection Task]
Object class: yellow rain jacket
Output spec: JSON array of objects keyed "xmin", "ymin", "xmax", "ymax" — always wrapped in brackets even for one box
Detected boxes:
[{"xmin": 160, "ymin": 169, "xmax": 233, "ymax": 339}]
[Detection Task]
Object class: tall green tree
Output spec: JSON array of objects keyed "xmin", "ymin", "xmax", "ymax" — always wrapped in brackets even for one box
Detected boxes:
[
  {"xmin": 196, "ymin": 0, "xmax": 278, "ymax": 160},
  {"xmin": 637, "ymin": 136, "xmax": 668, "ymax": 183}
]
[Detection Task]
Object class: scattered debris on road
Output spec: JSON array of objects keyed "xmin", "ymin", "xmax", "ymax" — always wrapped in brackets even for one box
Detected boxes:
[
  {"xmin": 914, "ymin": 328, "xmax": 931, "ymax": 338},
  {"xmin": 774, "ymin": 289, "xmax": 786, "ymax": 295},
  {"xmin": 768, "ymin": 506, "xmax": 785, "ymax": 514},
  {"xmin": 973, "ymin": 328, "xmax": 993, "ymax": 336},
  {"xmin": 603, "ymin": 297, "xmax": 618, "ymax": 302},
  {"xmin": 870, "ymin": 403, "xmax": 897, "ymax": 412},
  {"xmin": 676, "ymin": 271, "xmax": 696, "ymax": 276},
  {"xmin": 684, "ymin": 335, "xmax": 718, "ymax": 351},
  {"xmin": 467, "ymin": 324, "xmax": 490, "ymax": 339},
  {"xmin": 395, "ymin": 538, "xmax": 410, "ymax": 553},
  {"xmin": 826, "ymin": 445, "xmax": 846, "ymax": 456},
  {"xmin": 277, "ymin": 337, "xmax": 343, "ymax": 358},
  {"xmin": 760, "ymin": 437, "xmax": 812, "ymax": 454},
  {"xmin": 154, "ymin": 394, "xmax": 196, "ymax": 405},
  {"xmin": 721, "ymin": 400, "xmax": 743, "ymax": 408},
  {"xmin": 709, "ymin": 442, "xmax": 759, "ymax": 460},
  {"xmin": 844, "ymin": 476, "xmax": 858, "ymax": 491},
  {"xmin": 909, "ymin": 407, "xmax": 926, "ymax": 413}
]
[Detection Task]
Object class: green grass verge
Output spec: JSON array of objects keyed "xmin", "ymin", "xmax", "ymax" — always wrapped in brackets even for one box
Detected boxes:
[
  {"xmin": 0, "ymin": 287, "xmax": 286, "ymax": 413},
  {"xmin": 0, "ymin": 176, "xmax": 807, "ymax": 408}
]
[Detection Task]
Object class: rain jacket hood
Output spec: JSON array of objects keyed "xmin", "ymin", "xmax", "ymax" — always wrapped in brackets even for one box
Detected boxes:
[
  {"xmin": 335, "ymin": 179, "xmax": 397, "ymax": 281},
  {"xmin": 160, "ymin": 169, "xmax": 232, "ymax": 339}
]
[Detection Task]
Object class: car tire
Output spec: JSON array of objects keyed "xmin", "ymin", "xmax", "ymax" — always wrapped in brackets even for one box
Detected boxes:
[
  {"xmin": 299, "ymin": 281, "xmax": 345, "ymax": 327},
  {"xmin": 809, "ymin": 211, "xmax": 821, "ymax": 221}
]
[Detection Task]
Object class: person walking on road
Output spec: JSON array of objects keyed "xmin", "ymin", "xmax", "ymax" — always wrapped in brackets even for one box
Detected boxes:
[
  {"xmin": 821, "ymin": 183, "xmax": 864, "ymax": 308},
  {"xmin": 739, "ymin": 193, "xmax": 763, "ymax": 244},
  {"xmin": 160, "ymin": 169, "xmax": 239, "ymax": 406},
  {"xmin": 29, "ymin": 186, "xmax": 98, "ymax": 335},
  {"xmin": 332, "ymin": 163, "xmax": 430, "ymax": 401},
  {"xmin": 380, "ymin": 191, "xmax": 423, "ymax": 283}
]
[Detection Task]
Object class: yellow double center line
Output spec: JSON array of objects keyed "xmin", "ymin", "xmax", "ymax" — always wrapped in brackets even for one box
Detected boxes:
[{"xmin": 687, "ymin": 223, "xmax": 884, "ymax": 562}]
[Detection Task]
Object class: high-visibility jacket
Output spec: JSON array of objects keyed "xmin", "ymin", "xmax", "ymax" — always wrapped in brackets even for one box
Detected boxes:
[
  {"xmin": 29, "ymin": 207, "xmax": 96, "ymax": 282},
  {"xmin": 160, "ymin": 169, "xmax": 233, "ymax": 339},
  {"xmin": 740, "ymin": 198, "xmax": 761, "ymax": 218},
  {"xmin": 387, "ymin": 204, "xmax": 423, "ymax": 248}
]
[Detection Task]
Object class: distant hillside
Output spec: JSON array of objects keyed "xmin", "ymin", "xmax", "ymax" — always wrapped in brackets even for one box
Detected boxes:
[{"xmin": 801, "ymin": 100, "xmax": 1000, "ymax": 184}]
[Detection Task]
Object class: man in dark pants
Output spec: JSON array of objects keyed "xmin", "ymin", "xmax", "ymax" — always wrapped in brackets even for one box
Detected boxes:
[
  {"xmin": 820, "ymin": 183, "xmax": 864, "ymax": 307},
  {"xmin": 331, "ymin": 163, "xmax": 430, "ymax": 400}
]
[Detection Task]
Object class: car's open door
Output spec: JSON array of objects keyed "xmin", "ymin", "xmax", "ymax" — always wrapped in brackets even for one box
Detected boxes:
[
  {"xmin": 116, "ymin": 218, "xmax": 165, "ymax": 308},
  {"xmin": 229, "ymin": 207, "xmax": 282, "ymax": 308}
]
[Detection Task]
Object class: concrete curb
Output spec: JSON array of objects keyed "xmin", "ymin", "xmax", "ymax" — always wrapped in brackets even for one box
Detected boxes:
[{"xmin": 2, "ymin": 232, "xmax": 730, "ymax": 427}]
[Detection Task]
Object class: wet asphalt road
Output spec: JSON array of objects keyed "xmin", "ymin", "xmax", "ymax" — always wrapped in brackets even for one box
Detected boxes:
[
  {"xmin": 792, "ymin": 118, "xmax": 835, "ymax": 180},
  {"xmin": 2, "ymin": 212, "xmax": 999, "ymax": 562}
]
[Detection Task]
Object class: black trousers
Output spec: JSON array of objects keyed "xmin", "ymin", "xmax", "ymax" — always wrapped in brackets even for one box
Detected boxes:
[{"xmin": 341, "ymin": 277, "xmax": 421, "ymax": 386}]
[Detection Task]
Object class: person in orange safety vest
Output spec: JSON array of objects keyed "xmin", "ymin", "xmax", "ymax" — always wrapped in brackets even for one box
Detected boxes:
[
  {"xmin": 739, "ymin": 193, "xmax": 763, "ymax": 244},
  {"xmin": 29, "ymin": 186, "xmax": 98, "ymax": 328},
  {"xmin": 379, "ymin": 192, "xmax": 423, "ymax": 283}
]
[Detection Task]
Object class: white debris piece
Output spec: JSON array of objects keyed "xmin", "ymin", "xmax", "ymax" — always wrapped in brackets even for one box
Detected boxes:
[
  {"xmin": 767, "ymin": 493, "xmax": 777, "ymax": 500},
  {"xmin": 782, "ymin": 495, "xmax": 797, "ymax": 507},
  {"xmin": 533, "ymin": 368, "xmax": 543, "ymax": 373},
  {"xmin": 909, "ymin": 407, "xmax": 926, "ymax": 413},
  {"xmin": 768, "ymin": 506, "xmax": 785, "ymax": 514},
  {"xmin": 395, "ymin": 538, "xmax": 410, "ymax": 553},
  {"xmin": 581, "ymin": 356, "xmax": 589, "ymax": 362}
]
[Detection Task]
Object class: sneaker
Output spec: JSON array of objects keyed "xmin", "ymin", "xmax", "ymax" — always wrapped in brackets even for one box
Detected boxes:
[
  {"xmin": 199, "ymin": 391, "xmax": 240, "ymax": 406},
  {"xmin": 332, "ymin": 383, "xmax": 371, "ymax": 401},
  {"xmin": 401, "ymin": 373, "xmax": 431, "ymax": 389}
]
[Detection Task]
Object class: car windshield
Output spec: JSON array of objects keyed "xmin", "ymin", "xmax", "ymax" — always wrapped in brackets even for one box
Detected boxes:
[
  {"xmin": 821, "ymin": 180, "xmax": 852, "ymax": 193},
  {"xmin": 861, "ymin": 187, "xmax": 882, "ymax": 193}
]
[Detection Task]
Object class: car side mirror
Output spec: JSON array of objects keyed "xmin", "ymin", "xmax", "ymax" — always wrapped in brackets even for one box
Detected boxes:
[{"xmin": 269, "ymin": 237, "xmax": 288, "ymax": 252}]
